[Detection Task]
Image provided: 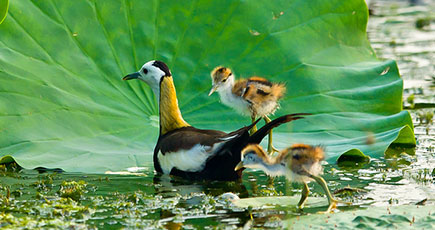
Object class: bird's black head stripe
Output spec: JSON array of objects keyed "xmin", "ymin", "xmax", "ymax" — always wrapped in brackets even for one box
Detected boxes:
[{"xmin": 153, "ymin": 60, "xmax": 171, "ymax": 77}]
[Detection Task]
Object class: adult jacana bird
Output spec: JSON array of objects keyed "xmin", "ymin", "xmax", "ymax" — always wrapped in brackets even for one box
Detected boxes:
[
  {"xmin": 235, "ymin": 144, "xmax": 350, "ymax": 212},
  {"xmin": 209, "ymin": 67, "xmax": 286, "ymax": 154},
  {"xmin": 123, "ymin": 60, "xmax": 307, "ymax": 181}
]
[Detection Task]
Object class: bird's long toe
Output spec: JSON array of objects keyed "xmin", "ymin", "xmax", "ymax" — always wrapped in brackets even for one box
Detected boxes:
[
  {"xmin": 320, "ymin": 198, "xmax": 351, "ymax": 213},
  {"xmin": 332, "ymin": 198, "xmax": 352, "ymax": 205},
  {"xmin": 324, "ymin": 201, "xmax": 338, "ymax": 213}
]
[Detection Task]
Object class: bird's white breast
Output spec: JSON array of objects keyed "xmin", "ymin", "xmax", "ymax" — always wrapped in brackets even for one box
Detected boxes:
[
  {"xmin": 258, "ymin": 163, "xmax": 291, "ymax": 178},
  {"xmin": 158, "ymin": 143, "xmax": 225, "ymax": 174},
  {"xmin": 218, "ymin": 85, "xmax": 251, "ymax": 116}
]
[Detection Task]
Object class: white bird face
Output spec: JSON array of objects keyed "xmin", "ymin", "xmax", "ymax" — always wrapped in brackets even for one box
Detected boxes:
[{"xmin": 123, "ymin": 60, "xmax": 171, "ymax": 96}]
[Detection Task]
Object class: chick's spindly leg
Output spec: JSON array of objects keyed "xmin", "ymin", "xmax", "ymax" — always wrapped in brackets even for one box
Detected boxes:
[
  {"xmin": 250, "ymin": 115, "xmax": 257, "ymax": 135},
  {"xmin": 297, "ymin": 182, "xmax": 310, "ymax": 209},
  {"xmin": 264, "ymin": 116, "xmax": 279, "ymax": 154},
  {"xmin": 310, "ymin": 175, "xmax": 351, "ymax": 213}
]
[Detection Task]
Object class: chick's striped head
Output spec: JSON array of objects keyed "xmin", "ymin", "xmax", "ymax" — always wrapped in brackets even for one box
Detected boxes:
[
  {"xmin": 234, "ymin": 144, "xmax": 272, "ymax": 171},
  {"xmin": 242, "ymin": 144, "xmax": 271, "ymax": 163},
  {"xmin": 209, "ymin": 66, "xmax": 234, "ymax": 96}
]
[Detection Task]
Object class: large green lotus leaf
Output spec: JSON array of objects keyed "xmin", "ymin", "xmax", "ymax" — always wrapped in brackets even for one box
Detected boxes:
[{"xmin": 0, "ymin": 0, "xmax": 414, "ymax": 173}]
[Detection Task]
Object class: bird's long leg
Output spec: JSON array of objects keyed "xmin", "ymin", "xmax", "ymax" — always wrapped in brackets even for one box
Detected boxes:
[
  {"xmin": 297, "ymin": 182, "xmax": 310, "ymax": 209},
  {"xmin": 250, "ymin": 115, "xmax": 257, "ymax": 135},
  {"xmin": 263, "ymin": 116, "xmax": 279, "ymax": 154},
  {"xmin": 310, "ymin": 175, "xmax": 351, "ymax": 213}
]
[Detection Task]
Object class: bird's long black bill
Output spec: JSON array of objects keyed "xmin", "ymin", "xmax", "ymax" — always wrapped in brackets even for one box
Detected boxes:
[{"xmin": 122, "ymin": 72, "xmax": 140, "ymax": 80}]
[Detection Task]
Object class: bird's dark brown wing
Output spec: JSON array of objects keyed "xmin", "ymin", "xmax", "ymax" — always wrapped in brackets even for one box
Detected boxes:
[{"xmin": 156, "ymin": 126, "xmax": 227, "ymax": 155}]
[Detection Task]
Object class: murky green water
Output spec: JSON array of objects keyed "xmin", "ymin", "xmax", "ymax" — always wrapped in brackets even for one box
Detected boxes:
[{"xmin": 1, "ymin": 0, "xmax": 434, "ymax": 229}]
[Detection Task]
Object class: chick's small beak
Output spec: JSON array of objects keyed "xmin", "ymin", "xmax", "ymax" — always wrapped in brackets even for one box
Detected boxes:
[
  {"xmin": 123, "ymin": 72, "xmax": 140, "ymax": 81},
  {"xmin": 208, "ymin": 85, "xmax": 218, "ymax": 96},
  {"xmin": 234, "ymin": 161, "xmax": 244, "ymax": 171}
]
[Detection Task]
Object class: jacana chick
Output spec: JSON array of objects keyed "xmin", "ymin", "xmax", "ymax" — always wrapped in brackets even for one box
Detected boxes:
[
  {"xmin": 209, "ymin": 67, "xmax": 286, "ymax": 154},
  {"xmin": 235, "ymin": 144, "xmax": 350, "ymax": 212},
  {"xmin": 122, "ymin": 60, "xmax": 307, "ymax": 181}
]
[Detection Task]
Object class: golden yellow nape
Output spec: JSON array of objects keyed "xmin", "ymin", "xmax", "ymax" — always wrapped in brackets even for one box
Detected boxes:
[{"xmin": 159, "ymin": 76, "xmax": 190, "ymax": 135}]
